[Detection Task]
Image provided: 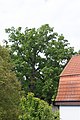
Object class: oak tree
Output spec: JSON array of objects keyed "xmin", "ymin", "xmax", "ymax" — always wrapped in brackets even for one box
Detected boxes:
[{"xmin": 5, "ymin": 24, "xmax": 75, "ymax": 103}]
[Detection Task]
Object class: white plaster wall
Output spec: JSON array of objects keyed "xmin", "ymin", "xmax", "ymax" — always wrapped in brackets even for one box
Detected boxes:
[{"xmin": 60, "ymin": 106, "xmax": 80, "ymax": 120}]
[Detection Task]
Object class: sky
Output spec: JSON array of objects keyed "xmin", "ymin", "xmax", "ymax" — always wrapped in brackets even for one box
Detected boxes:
[{"xmin": 0, "ymin": 0, "xmax": 80, "ymax": 51}]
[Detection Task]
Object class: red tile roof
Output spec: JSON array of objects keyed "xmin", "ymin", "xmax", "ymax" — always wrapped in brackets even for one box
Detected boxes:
[
  {"xmin": 55, "ymin": 55, "xmax": 80, "ymax": 105},
  {"xmin": 60, "ymin": 55, "xmax": 80, "ymax": 76}
]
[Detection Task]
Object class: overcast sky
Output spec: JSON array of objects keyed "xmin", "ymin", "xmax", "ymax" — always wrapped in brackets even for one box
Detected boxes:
[{"xmin": 0, "ymin": 0, "xmax": 80, "ymax": 51}]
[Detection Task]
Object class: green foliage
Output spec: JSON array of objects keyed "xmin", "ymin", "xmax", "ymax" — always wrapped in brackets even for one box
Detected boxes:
[
  {"xmin": 5, "ymin": 24, "xmax": 75, "ymax": 103},
  {"xmin": 19, "ymin": 92, "xmax": 59, "ymax": 120},
  {"xmin": 0, "ymin": 45, "xmax": 21, "ymax": 120}
]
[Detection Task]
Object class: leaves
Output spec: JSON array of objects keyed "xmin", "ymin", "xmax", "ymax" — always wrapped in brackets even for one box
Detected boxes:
[
  {"xmin": 0, "ymin": 46, "xmax": 22, "ymax": 120},
  {"xmin": 19, "ymin": 92, "xmax": 59, "ymax": 120},
  {"xmin": 5, "ymin": 24, "xmax": 75, "ymax": 103}
]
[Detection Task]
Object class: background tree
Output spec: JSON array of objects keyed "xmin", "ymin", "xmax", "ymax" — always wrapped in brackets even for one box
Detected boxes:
[
  {"xmin": 0, "ymin": 45, "xmax": 21, "ymax": 120},
  {"xmin": 5, "ymin": 24, "xmax": 75, "ymax": 103}
]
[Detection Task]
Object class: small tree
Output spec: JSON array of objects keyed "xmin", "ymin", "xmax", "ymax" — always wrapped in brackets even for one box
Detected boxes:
[
  {"xmin": 19, "ymin": 92, "xmax": 59, "ymax": 120},
  {"xmin": 0, "ymin": 45, "xmax": 21, "ymax": 120}
]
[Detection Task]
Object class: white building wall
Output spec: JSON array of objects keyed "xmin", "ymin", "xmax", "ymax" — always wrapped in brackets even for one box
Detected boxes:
[{"xmin": 60, "ymin": 106, "xmax": 80, "ymax": 120}]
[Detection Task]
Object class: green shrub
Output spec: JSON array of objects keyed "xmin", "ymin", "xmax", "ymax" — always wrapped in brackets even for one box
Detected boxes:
[
  {"xmin": 19, "ymin": 92, "xmax": 59, "ymax": 120},
  {"xmin": 0, "ymin": 46, "xmax": 22, "ymax": 120}
]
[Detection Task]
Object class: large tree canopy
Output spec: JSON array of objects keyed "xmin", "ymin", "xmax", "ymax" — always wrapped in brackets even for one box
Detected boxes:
[
  {"xmin": 5, "ymin": 24, "xmax": 75, "ymax": 103},
  {"xmin": 0, "ymin": 45, "xmax": 21, "ymax": 120}
]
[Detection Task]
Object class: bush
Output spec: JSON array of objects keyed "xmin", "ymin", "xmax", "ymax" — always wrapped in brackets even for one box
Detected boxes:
[
  {"xmin": 0, "ymin": 46, "xmax": 22, "ymax": 120},
  {"xmin": 19, "ymin": 92, "xmax": 59, "ymax": 120}
]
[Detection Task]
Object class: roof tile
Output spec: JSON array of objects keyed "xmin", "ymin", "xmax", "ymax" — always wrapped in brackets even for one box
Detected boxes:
[
  {"xmin": 55, "ymin": 55, "xmax": 80, "ymax": 105},
  {"xmin": 60, "ymin": 55, "xmax": 80, "ymax": 76}
]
